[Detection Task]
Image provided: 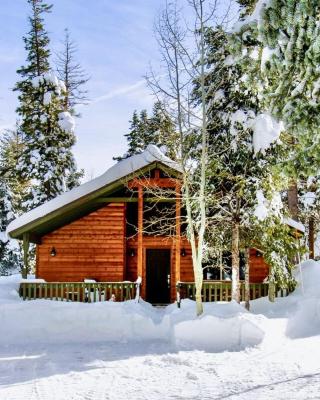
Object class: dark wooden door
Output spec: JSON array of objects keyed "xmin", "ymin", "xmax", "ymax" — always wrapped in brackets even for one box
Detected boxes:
[{"xmin": 146, "ymin": 249, "xmax": 171, "ymax": 304}]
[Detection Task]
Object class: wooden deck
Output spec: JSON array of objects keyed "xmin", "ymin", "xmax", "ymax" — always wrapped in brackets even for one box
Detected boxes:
[
  {"xmin": 19, "ymin": 280, "xmax": 289, "ymax": 304},
  {"xmin": 177, "ymin": 281, "xmax": 289, "ymax": 303},
  {"xmin": 19, "ymin": 281, "xmax": 138, "ymax": 302}
]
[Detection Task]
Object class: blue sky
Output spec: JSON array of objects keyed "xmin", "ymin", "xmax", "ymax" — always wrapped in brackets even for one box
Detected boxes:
[
  {"xmin": 0, "ymin": 0, "xmax": 237, "ymax": 179},
  {"xmin": 0, "ymin": 0, "xmax": 168, "ymax": 178}
]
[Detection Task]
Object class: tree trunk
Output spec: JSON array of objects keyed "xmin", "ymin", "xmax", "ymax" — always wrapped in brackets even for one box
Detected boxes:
[
  {"xmin": 268, "ymin": 280, "xmax": 275, "ymax": 302},
  {"xmin": 287, "ymin": 181, "xmax": 299, "ymax": 219},
  {"xmin": 184, "ymin": 183, "xmax": 204, "ymax": 316},
  {"xmin": 231, "ymin": 222, "xmax": 240, "ymax": 303},
  {"xmin": 244, "ymin": 248, "xmax": 250, "ymax": 310},
  {"xmin": 309, "ymin": 216, "xmax": 315, "ymax": 259},
  {"xmin": 195, "ymin": 261, "xmax": 204, "ymax": 316}
]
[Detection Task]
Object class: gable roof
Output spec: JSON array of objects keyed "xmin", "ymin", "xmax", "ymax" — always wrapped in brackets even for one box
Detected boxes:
[{"xmin": 7, "ymin": 145, "xmax": 181, "ymax": 241}]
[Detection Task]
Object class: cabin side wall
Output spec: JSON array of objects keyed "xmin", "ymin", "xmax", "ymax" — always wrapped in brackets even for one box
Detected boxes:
[
  {"xmin": 249, "ymin": 249, "xmax": 269, "ymax": 283},
  {"xmin": 37, "ymin": 203, "xmax": 126, "ymax": 282}
]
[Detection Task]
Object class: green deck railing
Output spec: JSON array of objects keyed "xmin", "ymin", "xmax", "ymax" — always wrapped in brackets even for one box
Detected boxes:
[
  {"xmin": 19, "ymin": 281, "xmax": 137, "ymax": 302},
  {"xmin": 177, "ymin": 281, "xmax": 289, "ymax": 303}
]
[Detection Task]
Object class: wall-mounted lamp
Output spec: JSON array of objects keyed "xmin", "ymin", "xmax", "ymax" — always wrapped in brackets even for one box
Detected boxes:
[
  {"xmin": 50, "ymin": 247, "xmax": 56, "ymax": 257},
  {"xmin": 181, "ymin": 248, "xmax": 186, "ymax": 257},
  {"xmin": 129, "ymin": 248, "xmax": 135, "ymax": 257}
]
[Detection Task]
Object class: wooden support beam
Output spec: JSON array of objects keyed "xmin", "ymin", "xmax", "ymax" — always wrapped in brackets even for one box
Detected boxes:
[
  {"xmin": 22, "ymin": 233, "xmax": 30, "ymax": 279},
  {"xmin": 95, "ymin": 197, "xmax": 138, "ymax": 203},
  {"xmin": 137, "ymin": 186, "xmax": 143, "ymax": 281},
  {"xmin": 175, "ymin": 183, "xmax": 181, "ymax": 285},
  {"xmin": 95, "ymin": 197, "xmax": 175, "ymax": 203},
  {"xmin": 128, "ymin": 177, "xmax": 177, "ymax": 189}
]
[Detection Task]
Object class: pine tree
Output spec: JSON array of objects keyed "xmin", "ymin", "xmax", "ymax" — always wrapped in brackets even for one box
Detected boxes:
[
  {"xmin": 234, "ymin": 0, "xmax": 320, "ymax": 258},
  {"xmin": 201, "ymin": 26, "xmax": 287, "ymax": 302},
  {"xmin": 115, "ymin": 102, "xmax": 177, "ymax": 161},
  {"xmin": 0, "ymin": 131, "xmax": 25, "ymax": 275},
  {"xmin": 15, "ymin": 0, "xmax": 78, "ymax": 209},
  {"xmin": 148, "ymin": 101, "xmax": 178, "ymax": 159},
  {"xmin": 56, "ymin": 28, "xmax": 89, "ymax": 113},
  {"xmin": 0, "ymin": 130, "xmax": 29, "ymax": 213},
  {"xmin": 55, "ymin": 28, "xmax": 87, "ymax": 186},
  {"xmin": 124, "ymin": 111, "xmax": 143, "ymax": 157}
]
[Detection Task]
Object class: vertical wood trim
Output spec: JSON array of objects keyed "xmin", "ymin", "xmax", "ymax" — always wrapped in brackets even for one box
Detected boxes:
[
  {"xmin": 123, "ymin": 202, "xmax": 127, "ymax": 280},
  {"xmin": 23, "ymin": 233, "xmax": 30, "ymax": 279},
  {"xmin": 175, "ymin": 183, "xmax": 181, "ymax": 284},
  {"xmin": 35, "ymin": 244, "xmax": 39, "ymax": 278},
  {"xmin": 137, "ymin": 186, "xmax": 143, "ymax": 280}
]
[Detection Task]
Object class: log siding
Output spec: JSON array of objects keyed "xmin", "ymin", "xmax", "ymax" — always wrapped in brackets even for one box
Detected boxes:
[{"xmin": 37, "ymin": 203, "xmax": 126, "ymax": 282}]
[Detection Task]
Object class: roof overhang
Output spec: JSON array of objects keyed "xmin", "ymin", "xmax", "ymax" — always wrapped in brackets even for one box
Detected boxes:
[{"xmin": 8, "ymin": 149, "xmax": 181, "ymax": 243}]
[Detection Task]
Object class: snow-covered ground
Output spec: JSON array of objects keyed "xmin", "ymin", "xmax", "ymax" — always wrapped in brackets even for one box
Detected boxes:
[{"xmin": 1, "ymin": 261, "xmax": 320, "ymax": 399}]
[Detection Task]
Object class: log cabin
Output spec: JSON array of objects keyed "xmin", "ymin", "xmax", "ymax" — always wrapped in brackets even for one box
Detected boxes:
[{"xmin": 7, "ymin": 145, "xmax": 303, "ymax": 304}]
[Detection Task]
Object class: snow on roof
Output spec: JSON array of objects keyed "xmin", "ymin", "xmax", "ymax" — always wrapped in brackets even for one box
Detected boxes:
[
  {"xmin": 284, "ymin": 217, "xmax": 305, "ymax": 233},
  {"xmin": 7, "ymin": 145, "xmax": 181, "ymax": 236}
]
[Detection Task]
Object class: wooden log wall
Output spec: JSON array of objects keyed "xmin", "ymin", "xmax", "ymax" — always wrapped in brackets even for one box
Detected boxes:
[
  {"xmin": 249, "ymin": 248, "xmax": 270, "ymax": 283},
  {"xmin": 36, "ymin": 203, "xmax": 126, "ymax": 282}
]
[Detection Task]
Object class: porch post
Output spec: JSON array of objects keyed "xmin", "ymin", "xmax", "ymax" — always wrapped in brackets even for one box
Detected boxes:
[
  {"xmin": 175, "ymin": 183, "xmax": 181, "ymax": 301},
  {"xmin": 22, "ymin": 232, "xmax": 30, "ymax": 279},
  {"xmin": 137, "ymin": 185, "xmax": 143, "ymax": 281}
]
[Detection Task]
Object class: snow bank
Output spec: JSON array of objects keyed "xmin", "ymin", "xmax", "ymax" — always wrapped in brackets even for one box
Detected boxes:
[
  {"xmin": 251, "ymin": 260, "xmax": 320, "ymax": 339},
  {"xmin": 0, "ymin": 277, "xmax": 264, "ymax": 351},
  {"xmin": 3, "ymin": 260, "xmax": 320, "ymax": 350},
  {"xmin": 170, "ymin": 301, "xmax": 264, "ymax": 352},
  {"xmin": 293, "ymin": 260, "xmax": 320, "ymax": 299},
  {"xmin": 286, "ymin": 262, "xmax": 320, "ymax": 337}
]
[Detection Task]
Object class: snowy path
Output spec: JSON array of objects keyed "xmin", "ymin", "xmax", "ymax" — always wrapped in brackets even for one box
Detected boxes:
[{"xmin": 1, "ymin": 334, "xmax": 320, "ymax": 400}]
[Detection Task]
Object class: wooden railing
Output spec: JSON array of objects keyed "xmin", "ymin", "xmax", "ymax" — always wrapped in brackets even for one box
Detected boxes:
[
  {"xmin": 19, "ymin": 281, "xmax": 138, "ymax": 302},
  {"xmin": 177, "ymin": 281, "xmax": 289, "ymax": 304}
]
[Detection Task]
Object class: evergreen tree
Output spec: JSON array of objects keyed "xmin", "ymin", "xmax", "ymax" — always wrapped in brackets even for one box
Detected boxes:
[
  {"xmin": 56, "ymin": 28, "xmax": 90, "ymax": 113},
  {"xmin": 121, "ymin": 110, "xmax": 143, "ymax": 159},
  {"xmin": 15, "ymin": 0, "xmax": 78, "ymax": 209},
  {"xmin": 0, "ymin": 129, "xmax": 29, "ymax": 213},
  {"xmin": 200, "ymin": 26, "xmax": 289, "ymax": 301},
  {"xmin": 55, "ymin": 28, "xmax": 87, "ymax": 186},
  {"xmin": 234, "ymin": 0, "xmax": 320, "ymax": 257},
  {"xmin": 115, "ymin": 101, "xmax": 177, "ymax": 161},
  {"xmin": 148, "ymin": 101, "xmax": 178, "ymax": 159},
  {"xmin": 0, "ymin": 131, "xmax": 25, "ymax": 275}
]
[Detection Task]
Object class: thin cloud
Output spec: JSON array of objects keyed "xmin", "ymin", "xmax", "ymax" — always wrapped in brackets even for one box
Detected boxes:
[{"xmin": 92, "ymin": 79, "xmax": 146, "ymax": 104}]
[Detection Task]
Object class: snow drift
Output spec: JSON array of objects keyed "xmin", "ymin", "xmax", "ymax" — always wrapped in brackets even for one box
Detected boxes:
[
  {"xmin": 286, "ymin": 260, "xmax": 320, "ymax": 338},
  {"xmin": 169, "ymin": 301, "xmax": 264, "ymax": 351},
  {"xmin": 1, "ymin": 260, "xmax": 320, "ymax": 351},
  {"xmin": 251, "ymin": 260, "xmax": 320, "ymax": 339},
  {"xmin": 0, "ymin": 276, "xmax": 264, "ymax": 352}
]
